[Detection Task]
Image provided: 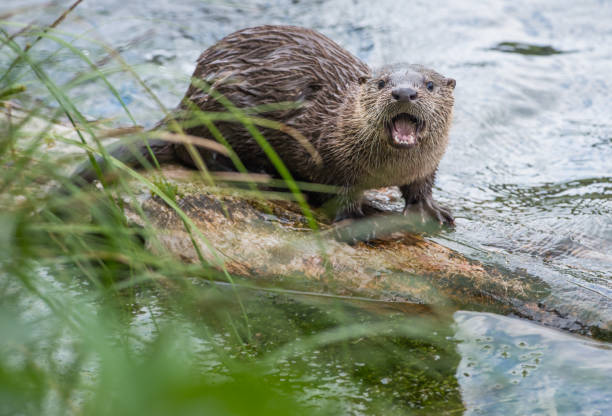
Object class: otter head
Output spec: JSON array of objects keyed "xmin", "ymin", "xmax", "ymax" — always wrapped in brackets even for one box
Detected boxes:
[{"xmin": 358, "ymin": 64, "xmax": 456, "ymax": 149}]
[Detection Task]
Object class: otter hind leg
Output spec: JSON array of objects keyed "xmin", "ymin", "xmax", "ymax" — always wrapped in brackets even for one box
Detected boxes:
[
  {"xmin": 328, "ymin": 189, "xmax": 391, "ymax": 244},
  {"xmin": 323, "ymin": 188, "xmax": 365, "ymax": 222},
  {"xmin": 333, "ymin": 200, "xmax": 365, "ymax": 222}
]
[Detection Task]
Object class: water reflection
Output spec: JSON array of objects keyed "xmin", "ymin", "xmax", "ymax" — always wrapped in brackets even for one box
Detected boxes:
[
  {"xmin": 490, "ymin": 42, "xmax": 568, "ymax": 56},
  {"xmin": 455, "ymin": 311, "xmax": 612, "ymax": 415},
  {"xmin": 170, "ymin": 281, "xmax": 466, "ymax": 414}
]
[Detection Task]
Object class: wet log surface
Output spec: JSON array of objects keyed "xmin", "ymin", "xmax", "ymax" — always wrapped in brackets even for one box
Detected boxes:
[
  {"xmin": 125, "ymin": 166, "xmax": 611, "ymax": 340},
  {"xmin": 6, "ymin": 106, "xmax": 607, "ymax": 339}
]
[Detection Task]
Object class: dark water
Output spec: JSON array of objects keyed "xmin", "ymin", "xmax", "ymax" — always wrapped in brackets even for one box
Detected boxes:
[
  {"xmin": 1, "ymin": 0, "xmax": 611, "ymax": 414},
  {"xmin": 118, "ymin": 285, "xmax": 612, "ymax": 416}
]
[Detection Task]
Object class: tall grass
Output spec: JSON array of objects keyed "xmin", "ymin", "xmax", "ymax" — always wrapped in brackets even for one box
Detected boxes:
[{"xmin": 0, "ymin": 3, "xmax": 463, "ymax": 415}]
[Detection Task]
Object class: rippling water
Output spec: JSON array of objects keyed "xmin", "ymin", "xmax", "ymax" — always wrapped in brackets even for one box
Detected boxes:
[
  {"xmin": 4, "ymin": 0, "xmax": 610, "ymax": 279},
  {"xmin": 1, "ymin": 0, "xmax": 611, "ymax": 413}
]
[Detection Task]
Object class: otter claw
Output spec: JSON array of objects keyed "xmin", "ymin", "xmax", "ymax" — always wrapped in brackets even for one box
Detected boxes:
[{"xmin": 403, "ymin": 199, "xmax": 454, "ymax": 227}]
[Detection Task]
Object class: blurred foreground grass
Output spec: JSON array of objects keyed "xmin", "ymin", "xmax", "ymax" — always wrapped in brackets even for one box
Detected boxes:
[{"xmin": 0, "ymin": 3, "xmax": 463, "ymax": 415}]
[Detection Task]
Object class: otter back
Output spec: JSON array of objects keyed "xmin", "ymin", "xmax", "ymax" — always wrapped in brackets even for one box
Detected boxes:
[{"xmin": 73, "ymin": 25, "xmax": 456, "ymax": 225}]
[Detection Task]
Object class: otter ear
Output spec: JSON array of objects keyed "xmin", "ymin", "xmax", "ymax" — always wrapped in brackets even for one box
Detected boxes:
[
  {"xmin": 358, "ymin": 75, "xmax": 370, "ymax": 85},
  {"xmin": 446, "ymin": 78, "xmax": 456, "ymax": 89}
]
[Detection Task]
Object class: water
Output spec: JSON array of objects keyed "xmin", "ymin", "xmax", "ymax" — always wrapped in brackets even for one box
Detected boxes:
[
  {"xmin": 3, "ymin": 0, "xmax": 610, "ymax": 278},
  {"xmin": 1, "ymin": 0, "xmax": 611, "ymax": 414},
  {"xmin": 4, "ymin": 272, "xmax": 612, "ymax": 415},
  {"xmin": 455, "ymin": 311, "xmax": 612, "ymax": 416}
]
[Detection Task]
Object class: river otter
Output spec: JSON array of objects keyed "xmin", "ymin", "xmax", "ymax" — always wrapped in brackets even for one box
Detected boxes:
[{"xmin": 74, "ymin": 25, "xmax": 456, "ymax": 224}]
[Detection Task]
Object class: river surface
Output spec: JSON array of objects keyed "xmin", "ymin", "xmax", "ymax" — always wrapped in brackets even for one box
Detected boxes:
[
  {"xmin": 1, "ymin": 0, "xmax": 611, "ymax": 414},
  {"xmin": 5, "ymin": 0, "xmax": 610, "ymax": 283}
]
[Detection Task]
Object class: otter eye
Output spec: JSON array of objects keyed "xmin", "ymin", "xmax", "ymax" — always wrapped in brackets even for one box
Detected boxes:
[
  {"xmin": 377, "ymin": 80, "xmax": 386, "ymax": 89},
  {"xmin": 426, "ymin": 81, "xmax": 434, "ymax": 91}
]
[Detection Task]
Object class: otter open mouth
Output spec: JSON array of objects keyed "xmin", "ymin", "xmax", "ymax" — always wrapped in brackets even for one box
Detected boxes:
[{"xmin": 388, "ymin": 114, "xmax": 425, "ymax": 148}]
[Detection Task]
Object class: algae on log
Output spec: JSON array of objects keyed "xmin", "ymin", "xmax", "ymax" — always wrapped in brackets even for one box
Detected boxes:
[
  {"xmin": 123, "ymin": 166, "xmax": 610, "ymax": 339},
  {"xmin": 4, "ymin": 106, "xmax": 609, "ymax": 338}
]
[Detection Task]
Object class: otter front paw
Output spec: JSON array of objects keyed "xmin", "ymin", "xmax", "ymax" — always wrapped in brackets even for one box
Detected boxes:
[{"xmin": 403, "ymin": 198, "xmax": 454, "ymax": 227}]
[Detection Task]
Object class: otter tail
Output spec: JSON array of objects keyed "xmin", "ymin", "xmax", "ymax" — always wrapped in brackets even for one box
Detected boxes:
[{"xmin": 71, "ymin": 138, "xmax": 176, "ymax": 186}]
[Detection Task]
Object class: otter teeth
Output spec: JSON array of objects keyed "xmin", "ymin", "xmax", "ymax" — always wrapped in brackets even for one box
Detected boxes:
[
  {"xmin": 390, "ymin": 113, "xmax": 420, "ymax": 147},
  {"xmin": 393, "ymin": 130, "xmax": 416, "ymax": 145}
]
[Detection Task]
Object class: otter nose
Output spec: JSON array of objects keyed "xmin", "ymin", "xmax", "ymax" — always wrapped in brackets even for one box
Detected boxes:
[{"xmin": 391, "ymin": 87, "xmax": 418, "ymax": 102}]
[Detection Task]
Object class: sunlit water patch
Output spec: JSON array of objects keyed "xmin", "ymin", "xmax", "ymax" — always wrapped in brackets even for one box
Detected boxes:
[{"xmin": 455, "ymin": 311, "xmax": 612, "ymax": 415}]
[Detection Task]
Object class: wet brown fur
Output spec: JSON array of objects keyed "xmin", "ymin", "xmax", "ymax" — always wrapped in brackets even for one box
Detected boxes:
[{"xmin": 74, "ymin": 25, "xmax": 456, "ymax": 222}]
